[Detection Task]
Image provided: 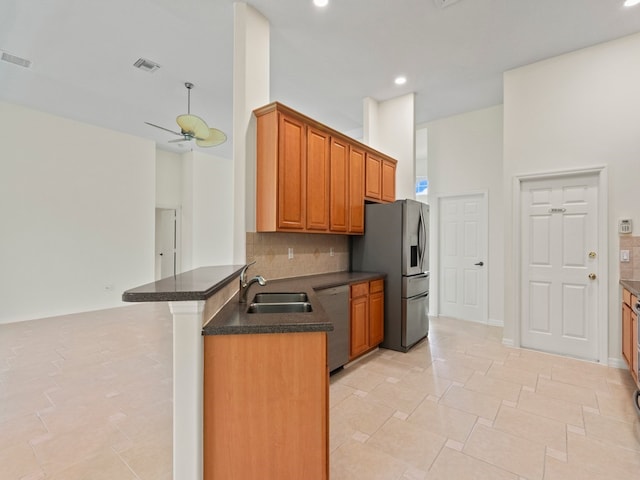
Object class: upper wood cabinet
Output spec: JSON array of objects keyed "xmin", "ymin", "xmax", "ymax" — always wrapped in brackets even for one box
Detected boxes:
[
  {"xmin": 254, "ymin": 102, "xmax": 397, "ymax": 234},
  {"xmin": 365, "ymin": 152, "xmax": 397, "ymax": 203},
  {"xmin": 306, "ymin": 126, "xmax": 331, "ymax": 231}
]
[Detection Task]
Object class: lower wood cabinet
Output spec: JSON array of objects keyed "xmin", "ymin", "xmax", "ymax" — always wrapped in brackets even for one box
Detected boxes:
[
  {"xmin": 350, "ymin": 279, "xmax": 385, "ymax": 360},
  {"xmin": 204, "ymin": 332, "xmax": 328, "ymax": 480},
  {"xmin": 621, "ymin": 287, "xmax": 638, "ymax": 385}
]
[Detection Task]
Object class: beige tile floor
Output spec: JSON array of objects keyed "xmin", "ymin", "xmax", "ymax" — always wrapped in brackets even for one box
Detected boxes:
[{"xmin": 1, "ymin": 303, "xmax": 639, "ymax": 479}]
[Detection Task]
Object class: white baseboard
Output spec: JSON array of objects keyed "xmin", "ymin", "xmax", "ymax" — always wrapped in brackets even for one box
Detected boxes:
[
  {"xmin": 607, "ymin": 357, "xmax": 628, "ymax": 369},
  {"xmin": 487, "ymin": 318, "xmax": 503, "ymax": 327},
  {"xmin": 502, "ymin": 338, "xmax": 515, "ymax": 347}
]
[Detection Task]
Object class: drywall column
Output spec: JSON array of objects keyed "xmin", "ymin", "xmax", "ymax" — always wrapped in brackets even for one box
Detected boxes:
[
  {"xmin": 363, "ymin": 93, "xmax": 416, "ymax": 200},
  {"xmin": 168, "ymin": 300, "xmax": 205, "ymax": 480},
  {"xmin": 232, "ymin": 2, "xmax": 270, "ymax": 264}
]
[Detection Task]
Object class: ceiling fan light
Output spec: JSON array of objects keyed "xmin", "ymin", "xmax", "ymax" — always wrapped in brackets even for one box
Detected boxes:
[
  {"xmin": 176, "ymin": 114, "xmax": 210, "ymax": 139},
  {"xmin": 196, "ymin": 128, "xmax": 227, "ymax": 147}
]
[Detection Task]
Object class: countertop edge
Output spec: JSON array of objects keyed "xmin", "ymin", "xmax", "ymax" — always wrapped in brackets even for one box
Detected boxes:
[
  {"xmin": 620, "ymin": 279, "xmax": 640, "ymax": 297},
  {"xmin": 122, "ymin": 265, "xmax": 245, "ymax": 302}
]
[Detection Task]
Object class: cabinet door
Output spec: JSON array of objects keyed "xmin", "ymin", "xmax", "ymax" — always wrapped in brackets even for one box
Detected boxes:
[
  {"xmin": 369, "ymin": 289, "xmax": 384, "ymax": 347},
  {"xmin": 306, "ymin": 126, "xmax": 330, "ymax": 231},
  {"xmin": 278, "ymin": 113, "xmax": 306, "ymax": 230},
  {"xmin": 622, "ymin": 302, "xmax": 632, "ymax": 368},
  {"xmin": 329, "ymin": 137, "xmax": 348, "ymax": 232},
  {"xmin": 348, "ymin": 146, "xmax": 365, "ymax": 234},
  {"xmin": 365, "ymin": 153, "xmax": 382, "ymax": 200},
  {"xmin": 632, "ymin": 310, "xmax": 638, "ymax": 382},
  {"xmin": 381, "ymin": 159, "xmax": 396, "ymax": 203},
  {"xmin": 350, "ymin": 295, "xmax": 369, "ymax": 359}
]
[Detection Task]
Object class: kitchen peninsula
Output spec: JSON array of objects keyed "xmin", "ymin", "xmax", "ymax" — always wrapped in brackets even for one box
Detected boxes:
[{"xmin": 123, "ymin": 265, "xmax": 384, "ymax": 479}]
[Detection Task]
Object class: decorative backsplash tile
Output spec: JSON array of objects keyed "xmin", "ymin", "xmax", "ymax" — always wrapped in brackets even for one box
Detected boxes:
[
  {"xmin": 246, "ymin": 231, "xmax": 350, "ymax": 280},
  {"xmin": 619, "ymin": 235, "xmax": 640, "ymax": 280}
]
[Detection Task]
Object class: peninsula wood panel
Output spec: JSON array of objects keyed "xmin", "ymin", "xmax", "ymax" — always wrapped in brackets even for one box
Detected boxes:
[
  {"xmin": 369, "ymin": 279, "xmax": 385, "ymax": 346},
  {"xmin": 204, "ymin": 332, "xmax": 328, "ymax": 480}
]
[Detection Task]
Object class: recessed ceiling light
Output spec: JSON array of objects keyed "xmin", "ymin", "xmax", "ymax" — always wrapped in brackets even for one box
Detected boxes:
[
  {"xmin": 314, "ymin": 0, "xmax": 329, "ymax": 7},
  {"xmin": 394, "ymin": 76, "xmax": 407, "ymax": 86},
  {"xmin": 624, "ymin": 0, "xmax": 640, "ymax": 6}
]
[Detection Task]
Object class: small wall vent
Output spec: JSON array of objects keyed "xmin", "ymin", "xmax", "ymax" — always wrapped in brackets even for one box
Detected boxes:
[
  {"xmin": 433, "ymin": 0, "xmax": 463, "ymax": 8},
  {"xmin": 1, "ymin": 51, "xmax": 32, "ymax": 68},
  {"xmin": 133, "ymin": 57, "xmax": 161, "ymax": 73}
]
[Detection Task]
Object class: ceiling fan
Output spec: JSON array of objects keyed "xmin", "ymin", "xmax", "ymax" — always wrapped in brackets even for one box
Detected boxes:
[{"xmin": 145, "ymin": 82, "xmax": 227, "ymax": 147}]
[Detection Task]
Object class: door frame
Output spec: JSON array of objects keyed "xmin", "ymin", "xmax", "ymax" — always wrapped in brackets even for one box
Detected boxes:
[
  {"xmin": 155, "ymin": 205, "xmax": 182, "ymax": 280},
  {"xmin": 433, "ymin": 190, "xmax": 489, "ymax": 324},
  {"xmin": 511, "ymin": 166, "xmax": 608, "ymax": 364}
]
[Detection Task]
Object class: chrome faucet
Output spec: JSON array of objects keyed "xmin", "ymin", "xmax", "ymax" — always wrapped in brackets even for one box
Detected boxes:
[{"xmin": 239, "ymin": 261, "xmax": 266, "ymax": 303}]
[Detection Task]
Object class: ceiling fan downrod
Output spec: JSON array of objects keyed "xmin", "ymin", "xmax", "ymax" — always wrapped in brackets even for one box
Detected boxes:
[{"xmin": 185, "ymin": 82, "xmax": 194, "ymax": 114}]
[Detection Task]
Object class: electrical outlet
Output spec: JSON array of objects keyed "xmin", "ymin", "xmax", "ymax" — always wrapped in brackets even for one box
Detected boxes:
[
  {"xmin": 620, "ymin": 250, "xmax": 630, "ymax": 262},
  {"xmin": 288, "ymin": 247, "xmax": 294, "ymax": 260}
]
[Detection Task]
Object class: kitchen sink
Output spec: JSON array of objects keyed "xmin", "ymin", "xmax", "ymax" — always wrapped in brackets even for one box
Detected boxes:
[
  {"xmin": 252, "ymin": 292, "xmax": 309, "ymax": 303},
  {"xmin": 247, "ymin": 302, "xmax": 313, "ymax": 314}
]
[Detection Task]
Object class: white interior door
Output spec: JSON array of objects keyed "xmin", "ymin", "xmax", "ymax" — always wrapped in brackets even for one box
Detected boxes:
[
  {"xmin": 520, "ymin": 173, "xmax": 599, "ymax": 361},
  {"xmin": 439, "ymin": 194, "xmax": 487, "ymax": 323},
  {"xmin": 155, "ymin": 208, "xmax": 177, "ymax": 280}
]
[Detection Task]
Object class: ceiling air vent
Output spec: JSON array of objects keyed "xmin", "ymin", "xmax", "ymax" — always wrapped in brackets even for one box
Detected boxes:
[
  {"xmin": 133, "ymin": 57, "xmax": 161, "ymax": 73},
  {"xmin": 433, "ymin": 0, "xmax": 463, "ymax": 8},
  {"xmin": 1, "ymin": 51, "xmax": 31, "ymax": 68}
]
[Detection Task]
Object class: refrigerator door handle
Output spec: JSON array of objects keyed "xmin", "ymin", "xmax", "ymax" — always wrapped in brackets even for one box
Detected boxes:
[{"xmin": 418, "ymin": 207, "xmax": 427, "ymax": 271}]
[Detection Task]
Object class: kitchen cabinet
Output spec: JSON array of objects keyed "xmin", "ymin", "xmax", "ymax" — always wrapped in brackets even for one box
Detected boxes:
[
  {"xmin": 329, "ymin": 136, "xmax": 349, "ymax": 232},
  {"xmin": 350, "ymin": 282, "xmax": 370, "ymax": 359},
  {"xmin": 349, "ymin": 279, "xmax": 385, "ymax": 360},
  {"xmin": 204, "ymin": 332, "xmax": 328, "ymax": 479},
  {"xmin": 348, "ymin": 146, "xmax": 365, "ymax": 233},
  {"xmin": 255, "ymin": 102, "xmax": 397, "ymax": 234},
  {"xmin": 365, "ymin": 152, "xmax": 397, "ymax": 203},
  {"xmin": 621, "ymin": 287, "xmax": 638, "ymax": 384},
  {"xmin": 306, "ymin": 126, "xmax": 331, "ymax": 231}
]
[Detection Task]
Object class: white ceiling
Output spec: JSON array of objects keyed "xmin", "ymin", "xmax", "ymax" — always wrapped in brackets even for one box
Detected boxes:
[{"xmin": 2, "ymin": 0, "xmax": 640, "ymax": 160}]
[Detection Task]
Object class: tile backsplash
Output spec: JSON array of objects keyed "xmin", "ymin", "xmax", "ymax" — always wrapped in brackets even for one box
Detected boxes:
[
  {"xmin": 619, "ymin": 235, "xmax": 640, "ymax": 279},
  {"xmin": 246, "ymin": 231, "xmax": 350, "ymax": 280}
]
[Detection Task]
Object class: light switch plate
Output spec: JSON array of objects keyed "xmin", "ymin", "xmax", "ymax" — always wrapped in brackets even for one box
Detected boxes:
[{"xmin": 620, "ymin": 250, "xmax": 630, "ymax": 262}]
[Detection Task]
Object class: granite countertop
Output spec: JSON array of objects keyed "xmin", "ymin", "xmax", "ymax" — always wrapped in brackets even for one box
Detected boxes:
[
  {"xmin": 620, "ymin": 279, "xmax": 640, "ymax": 297},
  {"xmin": 202, "ymin": 271, "xmax": 385, "ymax": 336},
  {"xmin": 122, "ymin": 265, "xmax": 246, "ymax": 302}
]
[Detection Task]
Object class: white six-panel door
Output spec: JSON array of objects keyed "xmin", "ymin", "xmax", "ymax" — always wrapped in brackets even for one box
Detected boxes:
[
  {"xmin": 520, "ymin": 174, "xmax": 599, "ymax": 361},
  {"xmin": 439, "ymin": 194, "xmax": 487, "ymax": 323}
]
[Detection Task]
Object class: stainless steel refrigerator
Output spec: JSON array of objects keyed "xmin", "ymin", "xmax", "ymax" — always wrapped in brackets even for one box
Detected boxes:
[{"xmin": 351, "ymin": 199, "xmax": 429, "ymax": 352}]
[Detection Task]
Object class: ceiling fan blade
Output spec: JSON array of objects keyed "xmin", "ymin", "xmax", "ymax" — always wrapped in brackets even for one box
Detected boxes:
[
  {"xmin": 168, "ymin": 137, "xmax": 190, "ymax": 143},
  {"xmin": 196, "ymin": 128, "xmax": 227, "ymax": 147},
  {"xmin": 176, "ymin": 114, "xmax": 209, "ymax": 140},
  {"xmin": 144, "ymin": 122, "xmax": 182, "ymax": 136}
]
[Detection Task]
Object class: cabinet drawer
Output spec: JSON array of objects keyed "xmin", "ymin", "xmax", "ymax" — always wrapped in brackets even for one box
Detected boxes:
[
  {"xmin": 351, "ymin": 282, "xmax": 369, "ymax": 298},
  {"xmin": 370, "ymin": 279, "xmax": 384, "ymax": 293},
  {"xmin": 623, "ymin": 288, "xmax": 632, "ymax": 306}
]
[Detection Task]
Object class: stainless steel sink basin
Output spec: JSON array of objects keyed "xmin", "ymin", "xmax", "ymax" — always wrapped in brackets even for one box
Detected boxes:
[
  {"xmin": 252, "ymin": 292, "xmax": 309, "ymax": 303},
  {"xmin": 247, "ymin": 302, "xmax": 313, "ymax": 314}
]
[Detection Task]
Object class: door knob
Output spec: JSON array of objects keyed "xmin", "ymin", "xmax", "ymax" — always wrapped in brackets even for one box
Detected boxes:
[
  {"xmin": 588, "ymin": 273, "xmax": 596, "ymax": 280},
  {"xmin": 474, "ymin": 261, "xmax": 484, "ymax": 266}
]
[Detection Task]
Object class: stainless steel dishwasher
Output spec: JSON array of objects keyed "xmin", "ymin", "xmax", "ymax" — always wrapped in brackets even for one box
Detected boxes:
[{"xmin": 316, "ymin": 285, "xmax": 350, "ymax": 372}]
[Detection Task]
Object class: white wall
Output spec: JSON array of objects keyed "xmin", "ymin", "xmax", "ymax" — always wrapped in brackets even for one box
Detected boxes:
[
  {"xmin": 426, "ymin": 105, "xmax": 505, "ymax": 325},
  {"xmin": 0, "ymin": 101, "xmax": 155, "ymax": 323},
  {"xmin": 180, "ymin": 151, "xmax": 234, "ymax": 271},
  {"xmin": 503, "ymin": 32, "xmax": 640, "ymax": 360},
  {"xmin": 156, "ymin": 149, "xmax": 182, "ymax": 207},
  {"xmin": 363, "ymin": 94, "xmax": 416, "ymax": 200}
]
